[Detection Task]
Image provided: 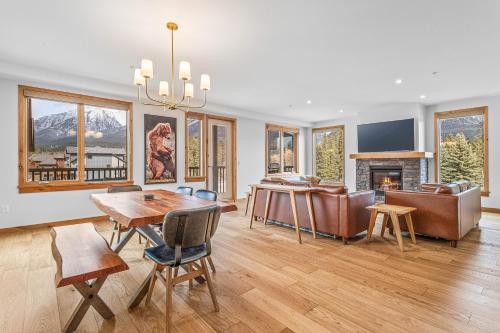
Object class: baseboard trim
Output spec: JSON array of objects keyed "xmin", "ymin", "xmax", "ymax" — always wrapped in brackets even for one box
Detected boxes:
[
  {"xmin": 481, "ymin": 207, "xmax": 500, "ymax": 214},
  {"xmin": 0, "ymin": 215, "xmax": 108, "ymax": 233}
]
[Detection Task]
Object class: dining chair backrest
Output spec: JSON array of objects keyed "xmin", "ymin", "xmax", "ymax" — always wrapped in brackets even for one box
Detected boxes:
[
  {"xmin": 107, "ymin": 185, "xmax": 143, "ymax": 193},
  {"xmin": 176, "ymin": 186, "xmax": 193, "ymax": 196},
  {"xmin": 195, "ymin": 189, "xmax": 217, "ymax": 202},
  {"xmin": 162, "ymin": 205, "xmax": 221, "ymax": 265}
]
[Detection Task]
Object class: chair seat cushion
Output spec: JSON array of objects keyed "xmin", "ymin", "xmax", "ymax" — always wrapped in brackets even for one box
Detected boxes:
[{"xmin": 144, "ymin": 243, "xmax": 207, "ymax": 266}]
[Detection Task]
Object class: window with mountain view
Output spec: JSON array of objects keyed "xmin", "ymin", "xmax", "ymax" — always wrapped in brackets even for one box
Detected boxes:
[
  {"xmin": 185, "ymin": 113, "xmax": 204, "ymax": 181},
  {"xmin": 266, "ymin": 124, "xmax": 299, "ymax": 175},
  {"xmin": 19, "ymin": 86, "xmax": 132, "ymax": 193},
  {"xmin": 313, "ymin": 126, "xmax": 344, "ymax": 182},
  {"xmin": 435, "ymin": 107, "xmax": 489, "ymax": 195}
]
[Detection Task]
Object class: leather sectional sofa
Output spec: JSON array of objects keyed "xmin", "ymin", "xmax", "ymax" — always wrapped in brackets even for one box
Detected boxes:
[
  {"xmin": 384, "ymin": 181, "xmax": 481, "ymax": 247},
  {"xmin": 253, "ymin": 178, "xmax": 375, "ymax": 243}
]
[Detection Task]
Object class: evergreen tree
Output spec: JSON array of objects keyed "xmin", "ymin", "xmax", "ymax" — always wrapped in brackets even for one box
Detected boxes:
[{"xmin": 440, "ymin": 133, "xmax": 482, "ymax": 186}]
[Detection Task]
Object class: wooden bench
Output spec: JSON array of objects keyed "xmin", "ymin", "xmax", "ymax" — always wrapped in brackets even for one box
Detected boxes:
[{"xmin": 51, "ymin": 223, "xmax": 129, "ymax": 333}]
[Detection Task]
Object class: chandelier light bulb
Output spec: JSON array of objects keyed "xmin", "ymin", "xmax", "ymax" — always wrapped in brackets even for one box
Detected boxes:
[
  {"xmin": 179, "ymin": 61, "xmax": 191, "ymax": 80},
  {"xmin": 140, "ymin": 59, "xmax": 154, "ymax": 78},
  {"xmin": 200, "ymin": 74, "xmax": 211, "ymax": 91},
  {"xmin": 133, "ymin": 68, "xmax": 145, "ymax": 86},
  {"xmin": 185, "ymin": 83, "xmax": 194, "ymax": 98},
  {"xmin": 159, "ymin": 81, "xmax": 169, "ymax": 96}
]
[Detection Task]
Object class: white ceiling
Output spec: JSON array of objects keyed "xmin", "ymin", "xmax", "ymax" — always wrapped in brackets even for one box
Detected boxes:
[{"xmin": 1, "ymin": 0, "xmax": 500, "ymax": 123}]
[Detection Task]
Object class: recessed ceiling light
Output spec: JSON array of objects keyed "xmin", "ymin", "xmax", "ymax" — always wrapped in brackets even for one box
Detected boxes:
[
  {"xmin": 306, "ymin": 100, "xmax": 312, "ymax": 104},
  {"xmin": 339, "ymin": 109, "xmax": 344, "ymax": 113},
  {"xmin": 394, "ymin": 78, "xmax": 403, "ymax": 85},
  {"xmin": 420, "ymin": 94, "xmax": 426, "ymax": 99}
]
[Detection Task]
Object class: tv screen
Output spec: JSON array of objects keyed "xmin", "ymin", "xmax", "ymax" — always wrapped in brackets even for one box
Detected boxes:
[{"xmin": 357, "ymin": 118, "xmax": 414, "ymax": 152}]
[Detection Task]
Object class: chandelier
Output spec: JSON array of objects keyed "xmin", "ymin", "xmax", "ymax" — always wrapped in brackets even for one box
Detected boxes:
[{"xmin": 133, "ymin": 22, "xmax": 210, "ymax": 111}]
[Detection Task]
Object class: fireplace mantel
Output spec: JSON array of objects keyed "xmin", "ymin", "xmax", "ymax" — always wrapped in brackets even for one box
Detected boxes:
[{"xmin": 349, "ymin": 151, "xmax": 433, "ymax": 159}]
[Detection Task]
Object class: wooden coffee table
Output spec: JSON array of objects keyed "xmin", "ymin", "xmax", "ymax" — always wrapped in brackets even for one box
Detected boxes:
[{"xmin": 366, "ymin": 203, "xmax": 417, "ymax": 252}]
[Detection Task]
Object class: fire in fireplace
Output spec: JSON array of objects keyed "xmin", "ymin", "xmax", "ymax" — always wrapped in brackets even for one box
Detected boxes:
[{"xmin": 370, "ymin": 166, "xmax": 403, "ymax": 198}]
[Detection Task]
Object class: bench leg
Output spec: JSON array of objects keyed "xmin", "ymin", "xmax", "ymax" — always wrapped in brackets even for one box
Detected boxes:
[{"xmin": 64, "ymin": 277, "xmax": 112, "ymax": 333}]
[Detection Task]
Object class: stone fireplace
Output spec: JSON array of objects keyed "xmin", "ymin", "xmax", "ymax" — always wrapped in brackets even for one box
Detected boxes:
[{"xmin": 350, "ymin": 152, "xmax": 432, "ymax": 199}]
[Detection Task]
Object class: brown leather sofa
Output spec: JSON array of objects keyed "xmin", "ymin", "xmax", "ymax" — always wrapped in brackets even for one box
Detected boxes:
[
  {"xmin": 385, "ymin": 181, "xmax": 481, "ymax": 247},
  {"xmin": 253, "ymin": 181, "xmax": 375, "ymax": 243}
]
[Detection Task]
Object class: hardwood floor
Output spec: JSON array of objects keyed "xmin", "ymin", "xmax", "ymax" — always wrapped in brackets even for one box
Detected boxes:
[{"xmin": 1, "ymin": 202, "xmax": 500, "ymax": 332}]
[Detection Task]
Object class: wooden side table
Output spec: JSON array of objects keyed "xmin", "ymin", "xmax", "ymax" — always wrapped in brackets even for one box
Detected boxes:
[
  {"xmin": 366, "ymin": 204, "xmax": 417, "ymax": 252},
  {"xmin": 248, "ymin": 184, "xmax": 318, "ymax": 244}
]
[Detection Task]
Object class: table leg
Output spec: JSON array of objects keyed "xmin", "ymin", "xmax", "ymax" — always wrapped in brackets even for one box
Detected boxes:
[
  {"xmin": 380, "ymin": 213, "xmax": 390, "ymax": 238},
  {"xmin": 112, "ymin": 227, "xmax": 137, "ymax": 253},
  {"xmin": 404, "ymin": 213, "xmax": 417, "ymax": 244},
  {"xmin": 390, "ymin": 211, "xmax": 404, "ymax": 252},
  {"xmin": 305, "ymin": 192, "xmax": 317, "ymax": 239},
  {"xmin": 366, "ymin": 209, "xmax": 378, "ymax": 242},
  {"xmin": 128, "ymin": 267, "xmax": 155, "ymax": 309},
  {"xmin": 249, "ymin": 186, "xmax": 258, "ymax": 228},
  {"xmin": 263, "ymin": 190, "xmax": 272, "ymax": 226},
  {"xmin": 289, "ymin": 190, "xmax": 302, "ymax": 244}
]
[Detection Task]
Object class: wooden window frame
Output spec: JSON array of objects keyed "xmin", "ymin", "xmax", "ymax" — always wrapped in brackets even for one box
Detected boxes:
[
  {"xmin": 312, "ymin": 125, "xmax": 345, "ymax": 184},
  {"xmin": 265, "ymin": 123, "xmax": 300, "ymax": 176},
  {"xmin": 434, "ymin": 106, "xmax": 489, "ymax": 196},
  {"xmin": 184, "ymin": 111, "xmax": 207, "ymax": 182},
  {"xmin": 18, "ymin": 85, "xmax": 134, "ymax": 193}
]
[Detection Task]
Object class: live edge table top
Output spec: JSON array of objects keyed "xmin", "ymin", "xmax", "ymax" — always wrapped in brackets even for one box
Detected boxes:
[{"xmin": 90, "ymin": 189, "xmax": 237, "ymax": 228}]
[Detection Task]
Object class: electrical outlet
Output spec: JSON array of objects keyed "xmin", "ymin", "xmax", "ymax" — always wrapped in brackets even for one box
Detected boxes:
[{"xmin": 1, "ymin": 204, "xmax": 9, "ymax": 214}]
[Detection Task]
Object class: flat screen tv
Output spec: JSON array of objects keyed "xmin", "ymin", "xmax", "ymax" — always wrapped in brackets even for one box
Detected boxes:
[{"xmin": 357, "ymin": 118, "xmax": 414, "ymax": 152}]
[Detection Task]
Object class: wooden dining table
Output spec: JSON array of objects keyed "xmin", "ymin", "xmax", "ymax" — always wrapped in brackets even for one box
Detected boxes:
[{"xmin": 90, "ymin": 189, "xmax": 237, "ymax": 308}]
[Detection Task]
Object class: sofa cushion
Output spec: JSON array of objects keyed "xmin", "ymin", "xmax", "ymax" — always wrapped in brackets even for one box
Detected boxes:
[
  {"xmin": 300, "ymin": 175, "xmax": 321, "ymax": 184},
  {"xmin": 434, "ymin": 184, "xmax": 461, "ymax": 195},
  {"xmin": 450, "ymin": 180, "xmax": 471, "ymax": 192},
  {"xmin": 421, "ymin": 183, "xmax": 441, "ymax": 193},
  {"xmin": 311, "ymin": 185, "xmax": 346, "ymax": 194}
]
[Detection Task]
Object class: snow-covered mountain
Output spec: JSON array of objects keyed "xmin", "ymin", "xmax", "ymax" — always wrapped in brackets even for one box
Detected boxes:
[{"xmin": 34, "ymin": 109, "xmax": 126, "ymax": 148}]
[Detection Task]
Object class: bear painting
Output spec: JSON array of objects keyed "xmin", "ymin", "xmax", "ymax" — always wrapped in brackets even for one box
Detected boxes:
[{"xmin": 144, "ymin": 114, "xmax": 177, "ymax": 184}]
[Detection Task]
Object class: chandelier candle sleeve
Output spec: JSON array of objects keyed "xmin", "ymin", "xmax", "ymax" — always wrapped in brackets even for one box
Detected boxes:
[
  {"xmin": 159, "ymin": 81, "xmax": 169, "ymax": 96},
  {"xmin": 200, "ymin": 74, "xmax": 211, "ymax": 91},
  {"xmin": 134, "ymin": 69, "xmax": 145, "ymax": 86},
  {"xmin": 141, "ymin": 59, "xmax": 154, "ymax": 78},
  {"xmin": 185, "ymin": 83, "xmax": 194, "ymax": 98},
  {"xmin": 179, "ymin": 61, "xmax": 191, "ymax": 80}
]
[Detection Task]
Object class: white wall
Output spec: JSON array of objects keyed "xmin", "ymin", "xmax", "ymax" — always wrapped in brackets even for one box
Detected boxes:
[
  {"xmin": 426, "ymin": 96, "xmax": 500, "ymax": 209},
  {"xmin": 0, "ymin": 76, "xmax": 306, "ymax": 228},
  {"xmin": 312, "ymin": 103, "xmax": 427, "ymax": 192}
]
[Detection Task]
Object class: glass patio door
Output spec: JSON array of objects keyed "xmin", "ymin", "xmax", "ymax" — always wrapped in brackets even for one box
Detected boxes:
[{"xmin": 207, "ymin": 118, "xmax": 234, "ymax": 201}]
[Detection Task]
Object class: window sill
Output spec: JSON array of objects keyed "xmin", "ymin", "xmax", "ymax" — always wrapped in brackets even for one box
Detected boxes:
[
  {"xmin": 185, "ymin": 176, "xmax": 206, "ymax": 183},
  {"xmin": 481, "ymin": 191, "xmax": 490, "ymax": 197},
  {"xmin": 18, "ymin": 180, "xmax": 134, "ymax": 193}
]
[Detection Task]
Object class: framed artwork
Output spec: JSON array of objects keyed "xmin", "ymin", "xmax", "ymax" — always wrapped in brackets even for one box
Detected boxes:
[{"xmin": 144, "ymin": 114, "xmax": 177, "ymax": 184}]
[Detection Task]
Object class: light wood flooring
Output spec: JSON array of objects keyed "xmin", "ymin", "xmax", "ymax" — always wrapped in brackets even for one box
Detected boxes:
[{"xmin": 1, "ymin": 202, "xmax": 500, "ymax": 332}]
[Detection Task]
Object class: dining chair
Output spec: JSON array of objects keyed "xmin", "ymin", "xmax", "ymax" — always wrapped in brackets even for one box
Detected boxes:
[
  {"xmin": 194, "ymin": 189, "xmax": 218, "ymax": 273},
  {"xmin": 144, "ymin": 205, "xmax": 221, "ymax": 333},
  {"xmin": 195, "ymin": 189, "xmax": 218, "ymax": 201},
  {"xmin": 176, "ymin": 186, "xmax": 193, "ymax": 196},
  {"xmin": 107, "ymin": 185, "xmax": 143, "ymax": 246}
]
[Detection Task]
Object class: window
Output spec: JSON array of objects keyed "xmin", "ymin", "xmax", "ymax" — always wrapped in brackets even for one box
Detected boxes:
[
  {"xmin": 265, "ymin": 124, "xmax": 299, "ymax": 175},
  {"xmin": 312, "ymin": 125, "xmax": 345, "ymax": 183},
  {"xmin": 19, "ymin": 86, "xmax": 133, "ymax": 193},
  {"xmin": 185, "ymin": 112, "xmax": 206, "ymax": 182},
  {"xmin": 434, "ymin": 107, "xmax": 489, "ymax": 196}
]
